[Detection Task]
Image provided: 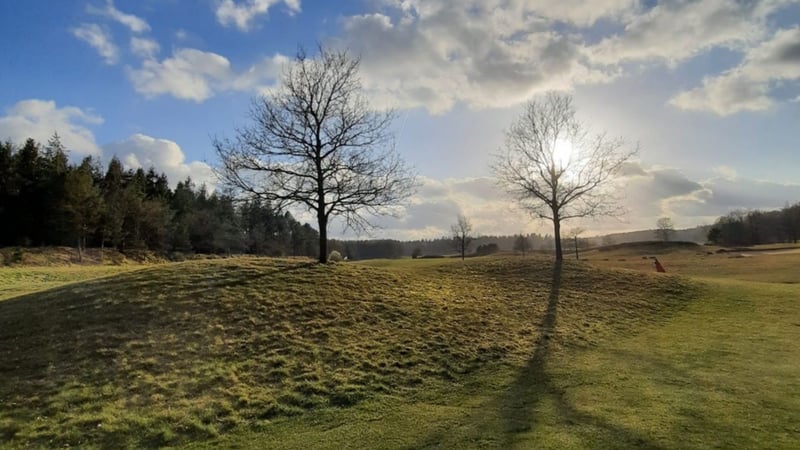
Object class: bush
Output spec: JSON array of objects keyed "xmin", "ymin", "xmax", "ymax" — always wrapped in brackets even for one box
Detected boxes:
[{"xmin": 328, "ymin": 250, "xmax": 344, "ymax": 263}]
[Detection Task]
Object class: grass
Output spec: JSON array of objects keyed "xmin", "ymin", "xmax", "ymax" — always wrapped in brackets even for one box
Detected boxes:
[
  {"xmin": 583, "ymin": 243, "xmax": 800, "ymax": 284},
  {"xmin": 1, "ymin": 250, "xmax": 798, "ymax": 448},
  {"xmin": 0, "ymin": 265, "xmax": 147, "ymax": 301}
]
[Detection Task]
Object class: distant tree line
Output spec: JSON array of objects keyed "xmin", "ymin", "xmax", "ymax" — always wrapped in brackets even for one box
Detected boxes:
[
  {"xmin": 0, "ymin": 136, "xmax": 319, "ymax": 258},
  {"xmin": 707, "ymin": 204, "xmax": 800, "ymax": 246}
]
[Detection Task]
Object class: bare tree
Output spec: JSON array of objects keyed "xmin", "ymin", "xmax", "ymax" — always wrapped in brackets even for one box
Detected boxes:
[
  {"xmin": 451, "ymin": 214, "xmax": 473, "ymax": 260},
  {"xmin": 214, "ymin": 47, "xmax": 416, "ymax": 263},
  {"xmin": 655, "ymin": 217, "xmax": 675, "ymax": 242},
  {"xmin": 567, "ymin": 227, "xmax": 585, "ymax": 260},
  {"xmin": 513, "ymin": 234, "xmax": 532, "ymax": 257},
  {"xmin": 493, "ymin": 93, "xmax": 637, "ymax": 261}
]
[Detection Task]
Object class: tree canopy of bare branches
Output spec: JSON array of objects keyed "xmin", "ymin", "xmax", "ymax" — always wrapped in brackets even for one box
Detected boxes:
[
  {"xmin": 655, "ymin": 217, "xmax": 675, "ymax": 242},
  {"xmin": 451, "ymin": 214, "xmax": 473, "ymax": 260},
  {"xmin": 214, "ymin": 47, "xmax": 416, "ymax": 263},
  {"xmin": 493, "ymin": 93, "xmax": 637, "ymax": 261}
]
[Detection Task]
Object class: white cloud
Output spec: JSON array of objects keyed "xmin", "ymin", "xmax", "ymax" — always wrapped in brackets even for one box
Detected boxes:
[
  {"xmin": 328, "ymin": 0, "xmax": 798, "ymax": 115},
  {"xmin": 670, "ymin": 26, "xmax": 800, "ymax": 115},
  {"xmin": 215, "ymin": 0, "xmax": 301, "ymax": 31},
  {"xmin": 130, "ymin": 36, "xmax": 160, "ymax": 59},
  {"xmin": 126, "ymin": 48, "xmax": 286, "ymax": 101},
  {"xmin": 71, "ymin": 23, "xmax": 119, "ymax": 65},
  {"xmin": 589, "ymin": 0, "xmax": 777, "ymax": 65},
  {"xmin": 614, "ymin": 162, "xmax": 800, "ymax": 230},
  {"xmin": 127, "ymin": 49, "xmax": 229, "ymax": 101},
  {"xmin": 0, "ymin": 99, "xmax": 103, "ymax": 157},
  {"xmin": 669, "ymin": 72, "xmax": 773, "ymax": 115},
  {"xmin": 520, "ymin": 0, "xmax": 636, "ymax": 26},
  {"xmin": 337, "ymin": 3, "xmax": 614, "ymax": 113},
  {"xmin": 103, "ymin": 134, "xmax": 216, "ymax": 189},
  {"xmin": 87, "ymin": 0, "xmax": 150, "ymax": 33}
]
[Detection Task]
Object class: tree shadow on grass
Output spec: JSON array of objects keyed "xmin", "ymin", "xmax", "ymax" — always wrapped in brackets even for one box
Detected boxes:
[
  {"xmin": 493, "ymin": 261, "xmax": 664, "ymax": 448},
  {"xmin": 418, "ymin": 262, "xmax": 665, "ymax": 449}
]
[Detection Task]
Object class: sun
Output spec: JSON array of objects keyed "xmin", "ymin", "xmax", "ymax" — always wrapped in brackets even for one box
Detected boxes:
[{"xmin": 552, "ymin": 138, "xmax": 574, "ymax": 168}]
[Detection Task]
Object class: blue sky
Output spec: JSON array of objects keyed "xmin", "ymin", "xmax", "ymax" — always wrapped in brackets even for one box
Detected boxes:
[{"xmin": 1, "ymin": 0, "xmax": 799, "ymax": 239}]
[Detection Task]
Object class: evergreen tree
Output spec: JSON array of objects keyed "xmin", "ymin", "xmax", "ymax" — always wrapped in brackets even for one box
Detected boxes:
[{"xmin": 62, "ymin": 157, "xmax": 102, "ymax": 261}]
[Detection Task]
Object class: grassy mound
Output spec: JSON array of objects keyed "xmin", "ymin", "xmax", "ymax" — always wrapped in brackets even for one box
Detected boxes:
[{"xmin": 0, "ymin": 257, "xmax": 696, "ymax": 448}]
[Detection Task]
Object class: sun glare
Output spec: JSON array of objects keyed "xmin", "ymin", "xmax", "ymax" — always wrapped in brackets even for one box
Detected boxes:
[{"xmin": 553, "ymin": 139, "xmax": 573, "ymax": 167}]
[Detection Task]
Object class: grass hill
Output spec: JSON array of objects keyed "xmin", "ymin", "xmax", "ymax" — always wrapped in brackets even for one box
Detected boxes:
[
  {"xmin": 1, "ymin": 253, "xmax": 798, "ymax": 448},
  {"xmin": 1, "ymin": 257, "xmax": 694, "ymax": 448}
]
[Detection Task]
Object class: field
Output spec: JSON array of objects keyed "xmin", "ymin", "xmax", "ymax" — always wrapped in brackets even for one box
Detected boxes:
[{"xmin": 1, "ymin": 245, "xmax": 798, "ymax": 448}]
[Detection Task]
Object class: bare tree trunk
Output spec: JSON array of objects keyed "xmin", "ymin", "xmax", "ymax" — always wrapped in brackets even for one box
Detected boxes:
[
  {"xmin": 574, "ymin": 236, "xmax": 579, "ymax": 260},
  {"xmin": 318, "ymin": 212, "xmax": 328, "ymax": 264},
  {"xmin": 553, "ymin": 218, "xmax": 563, "ymax": 261},
  {"xmin": 76, "ymin": 237, "xmax": 83, "ymax": 263}
]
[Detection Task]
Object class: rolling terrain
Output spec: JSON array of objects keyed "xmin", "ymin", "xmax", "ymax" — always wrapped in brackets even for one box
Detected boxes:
[{"xmin": 1, "ymin": 251, "xmax": 798, "ymax": 448}]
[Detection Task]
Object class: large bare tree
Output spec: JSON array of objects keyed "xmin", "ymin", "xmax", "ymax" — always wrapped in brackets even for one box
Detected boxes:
[
  {"xmin": 493, "ymin": 93, "xmax": 637, "ymax": 261},
  {"xmin": 215, "ymin": 47, "xmax": 415, "ymax": 263}
]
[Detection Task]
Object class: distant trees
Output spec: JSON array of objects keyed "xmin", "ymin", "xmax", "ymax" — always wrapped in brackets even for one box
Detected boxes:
[
  {"xmin": 214, "ymin": 47, "xmax": 415, "ymax": 263},
  {"xmin": 513, "ymin": 234, "xmax": 532, "ymax": 256},
  {"xmin": 707, "ymin": 204, "xmax": 800, "ymax": 246},
  {"xmin": 0, "ymin": 136, "xmax": 319, "ymax": 259},
  {"xmin": 475, "ymin": 242, "xmax": 499, "ymax": 256},
  {"xmin": 451, "ymin": 214, "xmax": 473, "ymax": 260},
  {"xmin": 493, "ymin": 93, "xmax": 637, "ymax": 261},
  {"xmin": 655, "ymin": 217, "xmax": 675, "ymax": 242}
]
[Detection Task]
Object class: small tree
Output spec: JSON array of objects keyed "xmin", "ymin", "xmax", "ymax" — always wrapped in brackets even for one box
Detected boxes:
[
  {"xmin": 215, "ymin": 46, "xmax": 416, "ymax": 263},
  {"xmin": 513, "ymin": 234, "xmax": 532, "ymax": 256},
  {"xmin": 451, "ymin": 214, "xmax": 473, "ymax": 260},
  {"xmin": 655, "ymin": 217, "xmax": 675, "ymax": 242},
  {"xmin": 494, "ymin": 93, "xmax": 637, "ymax": 261},
  {"xmin": 567, "ymin": 227, "xmax": 585, "ymax": 260}
]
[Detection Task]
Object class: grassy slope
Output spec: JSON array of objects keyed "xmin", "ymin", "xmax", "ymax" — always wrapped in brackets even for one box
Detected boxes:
[
  {"xmin": 0, "ymin": 266, "xmax": 145, "ymax": 301},
  {"xmin": 205, "ymin": 262, "xmax": 800, "ymax": 449},
  {"xmin": 0, "ymin": 256, "xmax": 696, "ymax": 448}
]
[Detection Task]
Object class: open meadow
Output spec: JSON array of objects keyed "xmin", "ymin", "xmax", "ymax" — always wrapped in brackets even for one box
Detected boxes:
[{"xmin": 1, "ymin": 246, "xmax": 799, "ymax": 449}]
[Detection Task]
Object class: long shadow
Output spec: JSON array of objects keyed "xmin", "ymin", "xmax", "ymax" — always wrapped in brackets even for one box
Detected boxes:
[
  {"xmin": 496, "ymin": 261, "xmax": 561, "ymax": 440},
  {"xmin": 494, "ymin": 261, "xmax": 665, "ymax": 449}
]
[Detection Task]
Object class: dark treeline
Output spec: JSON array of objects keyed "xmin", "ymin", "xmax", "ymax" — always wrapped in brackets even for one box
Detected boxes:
[
  {"xmin": 0, "ymin": 136, "xmax": 319, "ymax": 259},
  {"xmin": 707, "ymin": 204, "xmax": 800, "ymax": 246},
  {"xmin": 330, "ymin": 233, "xmax": 554, "ymax": 260}
]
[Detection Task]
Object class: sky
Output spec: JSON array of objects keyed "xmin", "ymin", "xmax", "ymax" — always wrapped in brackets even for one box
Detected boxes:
[{"xmin": 1, "ymin": 0, "xmax": 799, "ymax": 240}]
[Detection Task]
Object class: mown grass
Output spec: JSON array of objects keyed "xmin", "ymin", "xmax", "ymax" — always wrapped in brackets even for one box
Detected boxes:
[{"xmin": 0, "ymin": 256, "xmax": 698, "ymax": 448}]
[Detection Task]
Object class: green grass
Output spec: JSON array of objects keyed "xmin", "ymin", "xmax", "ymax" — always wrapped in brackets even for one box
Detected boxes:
[
  {"xmin": 1, "ymin": 253, "xmax": 798, "ymax": 448},
  {"xmin": 0, "ymin": 265, "xmax": 147, "ymax": 301}
]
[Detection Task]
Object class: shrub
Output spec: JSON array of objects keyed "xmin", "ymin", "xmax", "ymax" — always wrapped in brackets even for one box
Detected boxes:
[{"xmin": 328, "ymin": 250, "xmax": 344, "ymax": 263}]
